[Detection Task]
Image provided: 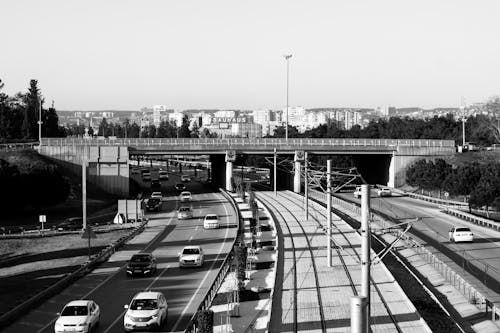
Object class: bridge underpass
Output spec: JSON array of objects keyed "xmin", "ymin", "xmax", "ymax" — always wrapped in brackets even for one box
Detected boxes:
[{"xmin": 39, "ymin": 138, "xmax": 455, "ymax": 196}]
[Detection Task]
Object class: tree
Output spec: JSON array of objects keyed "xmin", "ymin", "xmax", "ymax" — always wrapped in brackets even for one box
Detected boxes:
[
  {"xmin": 190, "ymin": 122, "xmax": 200, "ymax": 138},
  {"xmin": 178, "ymin": 115, "xmax": 191, "ymax": 138},
  {"xmin": 156, "ymin": 120, "xmax": 176, "ymax": 138},
  {"xmin": 98, "ymin": 118, "xmax": 110, "ymax": 137},
  {"xmin": 22, "ymin": 79, "xmax": 40, "ymax": 139},
  {"xmin": 43, "ymin": 107, "xmax": 61, "ymax": 137}
]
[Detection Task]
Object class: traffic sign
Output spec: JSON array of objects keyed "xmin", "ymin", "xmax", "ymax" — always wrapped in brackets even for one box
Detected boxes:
[
  {"xmin": 81, "ymin": 226, "xmax": 97, "ymax": 239},
  {"xmin": 444, "ymin": 192, "xmax": 449, "ymax": 198},
  {"xmin": 39, "ymin": 215, "xmax": 46, "ymax": 223}
]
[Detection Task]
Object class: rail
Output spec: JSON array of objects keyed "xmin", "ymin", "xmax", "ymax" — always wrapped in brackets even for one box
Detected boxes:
[
  {"xmin": 41, "ymin": 137, "xmax": 455, "ymax": 148},
  {"xmin": 0, "ymin": 142, "xmax": 38, "ymax": 151},
  {"xmin": 442, "ymin": 207, "xmax": 500, "ymax": 231},
  {"xmin": 183, "ymin": 189, "xmax": 241, "ymax": 333}
]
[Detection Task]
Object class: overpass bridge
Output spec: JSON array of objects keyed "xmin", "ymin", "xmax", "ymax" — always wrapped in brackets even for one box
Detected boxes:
[{"xmin": 39, "ymin": 137, "xmax": 455, "ymax": 196}]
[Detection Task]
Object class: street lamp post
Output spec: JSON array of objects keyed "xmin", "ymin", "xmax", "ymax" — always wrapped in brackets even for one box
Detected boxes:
[{"xmin": 284, "ymin": 54, "xmax": 292, "ymax": 141}]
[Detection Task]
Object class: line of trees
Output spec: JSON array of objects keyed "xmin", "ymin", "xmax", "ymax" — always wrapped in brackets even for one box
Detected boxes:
[
  {"xmin": 66, "ymin": 115, "xmax": 218, "ymax": 139},
  {"xmin": 0, "ymin": 79, "xmax": 65, "ymax": 142},
  {"xmin": 271, "ymin": 109, "xmax": 499, "ymax": 146},
  {"xmin": 406, "ymin": 159, "xmax": 500, "ymax": 211}
]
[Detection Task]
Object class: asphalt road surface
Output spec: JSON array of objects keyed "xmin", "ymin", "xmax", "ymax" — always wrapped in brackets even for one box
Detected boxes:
[{"xmin": 5, "ymin": 175, "xmax": 237, "ymax": 333}]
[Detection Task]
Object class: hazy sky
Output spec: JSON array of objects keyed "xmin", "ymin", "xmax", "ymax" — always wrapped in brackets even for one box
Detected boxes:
[{"xmin": 2, "ymin": 0, "xmax": 500, "ymax": 110}]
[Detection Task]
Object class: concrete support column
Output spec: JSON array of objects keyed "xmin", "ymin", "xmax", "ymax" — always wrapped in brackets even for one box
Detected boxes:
[
  {"xmin": 225, "ymin": 150, "xmax": 236, "ymax": 192},
  {"xmin": 226, "ymin": 161, "xmax": 233, "ymax": 192},
  {"xmin": 351, "ymin": 296, "xmax": 368, "ymax": 333},
  {"xmin": 388, "ymin": 152, "xmax": 396, "ymax": 188},
  {"xmin": 293, "ymin": 161, "xmax": 301, "ymax": 193}
]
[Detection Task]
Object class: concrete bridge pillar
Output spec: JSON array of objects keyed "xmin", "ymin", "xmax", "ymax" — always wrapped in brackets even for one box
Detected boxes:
[
  {"xmin": 225, "ymin": 150, "xmax": 236, "ymax": 192},
  {"xmin": 294, "ymin": 161, "xmax": 301, "ymax": 193},
  {"xmin": 293, "ymin": 151, "xmax": 304, "ymax": 193}
]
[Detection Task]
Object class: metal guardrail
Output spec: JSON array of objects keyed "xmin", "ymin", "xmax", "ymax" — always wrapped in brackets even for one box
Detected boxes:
[
  {"xmin": 183, "ymin": 189, "xmax": 241, "ymax": 333},
  {"xmin": 0, "ymin": 142, "xmax": 38, "ymax": 151},
  {"xmin": 0, "ymin": 219, "xmax": 149, "ymax": 329},
  {"xmin": 405, "ymin": 191, "xmax": 469, "ymax": 207},
  {"xmin": 308, "ymin": 189, "xmax": 500, "ymax": 323},
  {"xmin": 41, "ymin": 137, "xmax": 456, "ymax": 148},
  {"xmin": 442, "ymin": 207, "xmax": 500, "ymax": 231}
]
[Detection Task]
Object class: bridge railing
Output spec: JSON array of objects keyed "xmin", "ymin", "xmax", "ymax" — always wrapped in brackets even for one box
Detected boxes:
[
  {"xmin": 41, "ymin": 137, "xmax": 456, "ymax": 148},
  {"xmin": 0, "ymin": 142, "xmax": 38, "ymax": 151}
]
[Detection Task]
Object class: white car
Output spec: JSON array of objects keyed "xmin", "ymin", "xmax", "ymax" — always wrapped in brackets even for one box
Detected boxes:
[
  {"xmin": 203, "ymin": 214, "xmax": 220, "ymax": 229},
  {"xmin": 123, "ymin": 291, "xmax": 168, "ymax": 332},
  {"xmin": 353, "ymin": 186, "xmax": 362, "ymax": 199},
  {"xmin": 180, "ymin": 191, "xmax": 192, "ymax": 202},
  {"xmin": 177, "ymin": 206, "xmax": 193, "ymax": 220},
  {"xmin": 178, "ymin": 246, "xmax": 204, "ymax": 268},
  {"xmin": 151, "ymin": 192, "xmax": 163, "ymax": 200},
  {"xmin": 54, "ymin": 300, "xmax": 100, "ymax": 333},
  {"xmin": 181, "ymin": 174, "xmax": 191, "ymax": 182},
  {"xmin": 377, "ymin": 188, "xmax": 392, "ymax": 197},
  {"xmin": 449, "ymin": 227, "xmax": 474, "ymax": 243},
  {"xmin": 159, "ymin": 170, "xmax": 169, "ymax": 180}
]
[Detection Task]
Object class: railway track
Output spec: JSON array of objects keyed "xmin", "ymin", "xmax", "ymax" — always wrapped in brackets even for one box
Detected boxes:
[
  {"xmin": 257, "ymin": 190, "xmax": 415, "ymax": 333},
  {"xmin": 257, "ymin": 192, "xmax": 327, "ymax": 333},
  {"xmin": 279, "ymin": 191, "xmax": 404, "ymax": 333}
]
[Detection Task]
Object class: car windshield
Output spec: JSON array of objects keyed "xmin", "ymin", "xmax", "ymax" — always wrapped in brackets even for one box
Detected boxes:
[
  {"xmin": 61, "ymin": 305, "xmax": 88, "ymax": 316},
  {"xmin": 148, "ymin": 199, "xmax": 160, "ymax": 204},
  {"xmin": 130, "ymin": 299, "xmax": 158, "ymax": 310},
  {"xmin": 152, "ymin": 192, "xmax": 161, "ymax": 196},
  {"xmin": 183, "ymin": 248, "xmax": 200, "ymax": 255},
  {"xmin": 456, "ymin": 228, "xmax": 471, "ymax": 232},
  {"xmin": 206, "ymin": 215, "xmax": 217, "ymax": 220},
  {"xmin": 131, "ymin": 255, "xmax": 151, "ymax": 262},
  {"xmin": 179, "ymin": 207, "xmax": 190, "ymax": 212}
]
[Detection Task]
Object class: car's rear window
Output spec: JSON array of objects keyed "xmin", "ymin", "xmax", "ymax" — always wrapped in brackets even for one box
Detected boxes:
[
  {"xmin": 183, "ymin": 248, "xmax": 200, "ymax": 255},
  {"xmin": 61, "ymin": 306, "xmax": 88, "ymax": 316},
  {"xmin": 131, "ymin": 255, "xmax": 151, "ymax": 262},
  {"xmin": 206, "ymin": 215, "xmax": 217, "ymax": 220},
  {"xmin": 130, "ymin": 299, "xmax": 157, "ymax": 310},
  {"xmin": 179, "ymin": 207, "xmax": 190, "ymax": 212},
  {"xmin": 456, "ymin": 227, "xmax": 471, "ymax": 232}
]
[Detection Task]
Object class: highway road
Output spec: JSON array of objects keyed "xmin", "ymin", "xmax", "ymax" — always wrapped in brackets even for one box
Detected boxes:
[
  {"xmin": 4, "ymin": 173, "xmax": 237, "ymax": 333},
  {"xmin": 337, "ymin": 189, "xmax": 500, "ymax": 296}
]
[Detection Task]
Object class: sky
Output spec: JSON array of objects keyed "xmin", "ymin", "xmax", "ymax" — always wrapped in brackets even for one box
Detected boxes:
[{"xmin": 2, "ymin": 0, "xmax": 500, "ymax": 111}]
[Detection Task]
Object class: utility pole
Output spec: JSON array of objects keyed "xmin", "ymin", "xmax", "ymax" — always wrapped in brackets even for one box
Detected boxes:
[
  {"xmin": 326, "ymin": 160, "xmax": 332, "ymax": 267},
  {"xmin": 284, "ymin": 54, "xmax": 292, "ymax": 141},
  {"xmin": 273, "ymin": 148, "xmax": 277, "ymax": 196},
  {"xmin": 82, "ymin": 156, "xmax": 87, "ymax": 231},
  {"xmin": 304, "ymin": 152, "xmax": 308, "ymax": 220},
  {"xmin": 360, "ymin": 184, "xmax": 371, "ymax": 330}
]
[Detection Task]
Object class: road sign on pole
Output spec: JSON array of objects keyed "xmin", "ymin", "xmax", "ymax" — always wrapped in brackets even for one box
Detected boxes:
[{"xmin": 39, "ymin": 215, "xmax": 46, "ymax": 235}]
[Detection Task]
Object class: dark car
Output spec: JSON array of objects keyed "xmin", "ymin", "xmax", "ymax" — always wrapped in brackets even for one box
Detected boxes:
[
  {"xmin": 151, "ymin": 179, "xmax": 161, "ymax": 190},
  {"xmin": 126, "ymin": 253, "xmax": 157, "ymax": 276},
  {"xmin": 175, "ymin": 183, "xmax": 186, "ymax": 191},
  {"xmin": 56, "ymin": 217, "xmax": 83, "ymax": 231},
  {"xmin": 146, "ymin": 198, "xmax": 162, "ymax": 212}
]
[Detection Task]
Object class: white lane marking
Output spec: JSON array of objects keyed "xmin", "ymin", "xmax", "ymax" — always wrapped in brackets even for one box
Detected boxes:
[
  {"xmin": 102, "ymin": 264, "xmax": 171, "ymax": 333},
  {"xmin": 36, "ymin": 214, "xmax": 175, "ymax": 333},
  {"xmin": 171, "ymin": 197, "xmax": 232, "ymax": 332}
]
